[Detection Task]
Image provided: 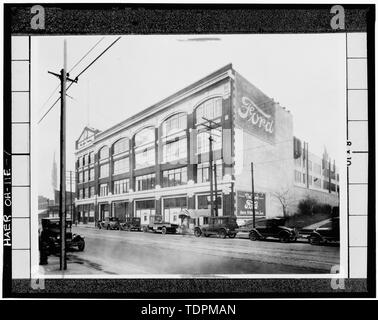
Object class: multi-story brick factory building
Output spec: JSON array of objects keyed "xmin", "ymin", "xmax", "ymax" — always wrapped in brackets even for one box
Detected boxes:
[{"xmin": 74, "ymin": 64, "xmax": 339, "ymax": 226}]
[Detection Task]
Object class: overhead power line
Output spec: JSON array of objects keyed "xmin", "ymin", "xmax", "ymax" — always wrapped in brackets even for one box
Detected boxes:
[
  {"xmin": 74, "ymin": 36, "xmax": 121, "ymax": 79},
  {"xmin": 68, "ymin": 36, "xmax": 105, "ymax": 74},
  {"xmin": 38, "ymin": 36, "xmax": 121, "ymax": 125},
  {"xmin": 38, "ymin": 37, "xmax": 105, "ymax": 115},
  {"xmin": 38, "ymin": 85, "xmax": 60, "ymax": 114},
  {"xmin": 38, "ymin": 96, "xmax": 61, "ymax": 124}
]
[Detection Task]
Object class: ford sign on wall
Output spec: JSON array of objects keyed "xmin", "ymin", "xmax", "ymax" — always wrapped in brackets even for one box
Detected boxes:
[
  {"xmin": 237, "ymin": 191, "xmax": 266, "ymax": 216},
  {"xmin": 235, "ymin": 72, "xmax": 276, "ymax": 143}
]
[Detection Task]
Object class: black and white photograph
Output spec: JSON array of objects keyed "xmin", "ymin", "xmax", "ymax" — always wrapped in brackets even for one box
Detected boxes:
[
  {"xmin": 3, "ymin": 3, "xmax": 374, "ymax": 298},
  {"xmin": 29, "ymin": 33, "xmax": 347, "ymax": 277}
]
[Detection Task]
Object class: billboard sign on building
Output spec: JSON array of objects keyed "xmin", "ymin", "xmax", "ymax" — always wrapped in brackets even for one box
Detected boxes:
[
  {"xmin": 234, "ymin": 73, "xmax": 276, "ymax": 143},
  {"xmin": 237, "ymin": 191, "xmax": 266, "ymax": 216}
]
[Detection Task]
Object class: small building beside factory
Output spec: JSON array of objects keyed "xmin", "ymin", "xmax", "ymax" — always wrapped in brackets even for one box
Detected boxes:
[{"xmin": 74, "ymin": 64, "xmax": 339, "ymax": 226}]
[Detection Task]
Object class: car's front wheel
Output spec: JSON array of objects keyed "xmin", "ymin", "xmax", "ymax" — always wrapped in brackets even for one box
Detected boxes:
[
  {"xmin": 194, "ymin": 228, "xmax": 202, "ymax": 237},
  {"xmin": 228, "ymin": 233, "xmax": 236, "ymax": 238},
  {"xmin": 279, "ymin": 233, "xmax": 290, "ymax": 243},
  {"xmin": 218, "ymin": 229, "xmax": 227, "ymax": 239},
  {"xmin": 249, "ymin": 231, "xmax": 259, "ymax": 241},
  {"xmin": 161, "ymin": 227, "xmax": 167, "ymax": 235}
]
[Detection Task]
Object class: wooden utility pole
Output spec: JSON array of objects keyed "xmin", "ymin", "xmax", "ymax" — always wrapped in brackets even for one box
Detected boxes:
[
  {"xmin": 328, "ymin": 159, "xmax": 332, "ymax": 193},
  {"xmin": 49, "ymin": 40, "xmax": 77, "ymax": 270},
  {"xmin": 59, "ymin": 40, "xmax": 67, "ymax": 270},
  {"xmin": 208, "ymin": 135, "xmax": 214, "ymax": 217},
  {"xmin": 213, "ymin": 162, "xmax": 218, "ymax": 217},
  {"xmin": 69, "ymin": 170, "xmax": 73, "ymax": 222},
  {"xmin": 251, "ymin": 162, "xmax": 256, "ymax": 228},
  {"xmin": 41, "ymin": 38, "xmax": 121, "ymax": 269},
  {"xmin": 201, "ymin": 117, "xmax": 221, "ymax": 217},
  {"xmin": 306, "ymin": 142, "xmax": 309, "ymax": 189}
]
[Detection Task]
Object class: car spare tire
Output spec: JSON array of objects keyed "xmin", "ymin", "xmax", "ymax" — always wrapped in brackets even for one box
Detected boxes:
[{"xmin": 77, "ymin": 241, "xmax": 85, "ymax": 251}]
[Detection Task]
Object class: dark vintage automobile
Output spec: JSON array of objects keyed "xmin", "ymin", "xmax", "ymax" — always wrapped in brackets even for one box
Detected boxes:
[
  {"xmin": 194, "ymin": 216, "xmax": 238, "ymax": 239},
  {"xmin": 238, "ymin": 217, "xmax": 298, "ymax": 242},
  {"xmin": 120, "ymin": 217, "xmax": 141, "ymax": 231},
  {"xmin": 142, "ymin": 215, "xmax": 178, "ymax": 234},
  {"xmin": 309, "ymin": 217, "xmax": 340, "ymax": 245},
  {"xmin": 40, "ymin": 218, "xmax": 85, "ymax": 255},
  {"xmin": 98, "ymin": 217, "xmax": 120, "ymax": 230}
]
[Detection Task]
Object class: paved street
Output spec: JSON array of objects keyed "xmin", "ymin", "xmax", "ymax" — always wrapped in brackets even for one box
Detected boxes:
[{"xmin": 41, "ymin": 226, "xmax": 339, "ymax": 275}]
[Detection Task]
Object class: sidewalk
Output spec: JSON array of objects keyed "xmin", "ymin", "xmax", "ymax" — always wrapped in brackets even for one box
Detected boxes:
[
  {"xmin": 39, "ymin": 253, "xmax": 106, "ymax": 275},
  {"xmin": 74, "ymin": 223, "xmax": 96, "ymax": 229}
]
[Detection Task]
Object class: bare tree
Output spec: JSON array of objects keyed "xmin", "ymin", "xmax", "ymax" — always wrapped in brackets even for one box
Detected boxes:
[{"xmin": 272, "ymin": 188, "xmax": 295, "ymax": 217}]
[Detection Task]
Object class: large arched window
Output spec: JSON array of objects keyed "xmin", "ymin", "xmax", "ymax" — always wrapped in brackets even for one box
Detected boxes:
[
  {"xmin": 134, "ymin": 127, "xmax": 155, "ymax": 147},
  {"xmin": 162, "ymin": 113, "xmax": 187, "ymax": 164},
  {"xmin": 162, "ymin": 113, "xmax": 187, "ymax": 137},
  {"xmin": 195, "ymin": 98, "xmax": 222, "ymax": 153},
  {"xmin": 98, "ymin": 146, "xmax": 109, "ymax": 160},
  {"xmin": 112, "ymin": 138, "xmax": 130, "ymax": 175},
  {"xmin": 113, "ymin": 138, "xmax": 129, "ymax": 155},
  {"xmin": 134, "ymin": 127, "xmax": 155, "ymax": 169},
  {"xmin": 195, "ymin": 97, "xmax": 222, "ymax": 125}
]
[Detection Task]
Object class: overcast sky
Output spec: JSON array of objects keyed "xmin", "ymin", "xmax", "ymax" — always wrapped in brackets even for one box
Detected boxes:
[{"xmin": 32, "ymin": 34, "xmax": 346, "ymax": 198}]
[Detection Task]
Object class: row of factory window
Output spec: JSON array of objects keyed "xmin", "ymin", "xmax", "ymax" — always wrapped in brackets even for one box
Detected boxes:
[
  {"xmin": 294, "ymin": 157, "xmax": 338, "ymax": 180},
  {"xmin": 294, "ymin": 157, "xmax": 321, "ymax": 175},
  {"xmin": 78, "ymin": 147, "xmax": 223, "ymax": 183},
  {"xmin": 78, "ymin": 162, "xmax": 223, "ymax": 199},
  {"xmin": 112, "ymin": 195, "xmax": 222, "ymax": 214},
  {"xmin": 78, "ymin": 130, "xmax": 222, "ymax": 178},
  {"xmin": 77, "ymin": 97, "xmax": 223, "ymax": 170},
  {"xmin": 78, "ymin": 151, "xmax": 95, "ymax": 167},
  {"xmin": 294, "ymin": 170, "xmax": 338, "ymax": 190}
]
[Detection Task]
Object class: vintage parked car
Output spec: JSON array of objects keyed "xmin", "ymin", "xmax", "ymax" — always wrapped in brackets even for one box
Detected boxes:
[
  {"xmin": 40, "ymin": 217, "xmax": 85, "ymax": 254},
  {"xmin": 238, "ymin": 217, "xmax": 298, "ymax": 242},
  {"xmin": 120, "ymin": 217, "xmax": 141, "ymax": 231},
  {"xmin": 98, "ymin": 217, "xmax": 120, "ymax": 230},
  {"xmin": 142, "ymin": 215, "xmax": 178, "ymax": 234},
  {"xmin": 309, "ymin": 217, "xmax": 340, "ymax": 245},
  {"xmin": 194, "ymin": 216, "xmax": 239, "ymax": 239}
]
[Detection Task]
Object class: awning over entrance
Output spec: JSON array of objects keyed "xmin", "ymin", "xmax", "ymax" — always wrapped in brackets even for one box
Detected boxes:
[{"xmin": 178, "ymin": 209, "xmax": 211, "ymax": 219}]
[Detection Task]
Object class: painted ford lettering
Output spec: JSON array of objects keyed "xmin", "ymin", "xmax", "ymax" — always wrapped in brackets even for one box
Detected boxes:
[{"xmin": 238, "ymin": 96, "xmax": 274, "ymax": 134}]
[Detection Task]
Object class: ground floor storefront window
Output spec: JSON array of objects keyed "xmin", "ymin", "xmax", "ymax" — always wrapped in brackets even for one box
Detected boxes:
[
  {"xmin": 99, "ymin": 203, "xmax": 110, "ymax": 220},
  {"xmin": 163, "ymin": 196, "xmax": 187, "ymax": 224},
  {"xmin": 88, "ymin": 204, "xmax": 95, "ymax": 223},
  {"xmin": 76, "ymin": 204, "xmax": 95, "ymax": 224},
  {"xmin": 112, "ymin": 201, "xmax": 130, "ymax": 220},
  {"xmin": 135, "ymin": 199, "xmax": 155, "ymax": 225},
  {"xmin": 196, "ymin": 193, "xmax": 223, "ymax": 216}
]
